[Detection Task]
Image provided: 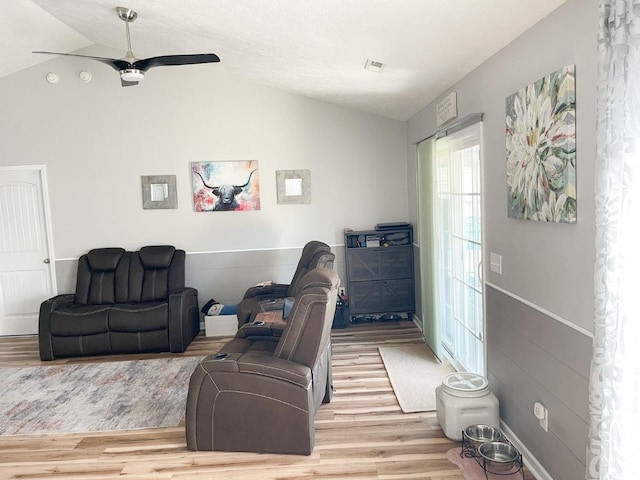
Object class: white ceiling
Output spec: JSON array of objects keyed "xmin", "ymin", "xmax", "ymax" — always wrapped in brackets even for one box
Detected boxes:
[{"xmin": 4, "ymin": 0, "xmax": 568, "ymax": 120}]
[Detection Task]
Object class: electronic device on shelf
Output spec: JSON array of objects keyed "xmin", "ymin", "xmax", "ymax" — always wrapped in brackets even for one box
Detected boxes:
[{"xmin": 375, "ymin": 222, "xmax": 411, "ymax": 231}]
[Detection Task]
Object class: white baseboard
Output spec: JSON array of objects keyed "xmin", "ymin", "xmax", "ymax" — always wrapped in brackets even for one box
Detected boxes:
[
  {"xmin": 500, "ymin": 421, "xmax": 553, "ymax": 480},
  {"xmin": 412, "ymin": 314, "xmax": 423, "ymax": 332}
]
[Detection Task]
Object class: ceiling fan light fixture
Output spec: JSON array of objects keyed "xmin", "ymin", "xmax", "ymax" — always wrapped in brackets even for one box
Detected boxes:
[{"xmin": 120, "ymin": 68, "xmax": 144, "ymax": 82}]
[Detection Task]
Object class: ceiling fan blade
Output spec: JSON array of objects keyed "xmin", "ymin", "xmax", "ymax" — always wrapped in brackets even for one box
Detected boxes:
[
  {"xmin": 133, "ymin": 53, "xmax": 220, "ymax": 72},
  {"xmin": 33, "ymin": 51, "xmax": 132, "ymax": 72}
]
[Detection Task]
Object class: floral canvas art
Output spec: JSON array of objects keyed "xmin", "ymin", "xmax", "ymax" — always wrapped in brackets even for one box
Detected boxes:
[
  {"xmin": 505, "ymin": 65, "xmax": 576, "ymax": 223},
  {"xmin": 191, "ymin": 160, "xmax": 260, "ymax": 212}
]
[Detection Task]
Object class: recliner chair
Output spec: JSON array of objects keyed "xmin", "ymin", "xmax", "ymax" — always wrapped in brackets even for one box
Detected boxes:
[
  {"xmin": 185, "ymin": 267, "xmax": 339, "ymax": 455},
  {"xmin": 235, "ymin": 240, "xmax": 335, "ymax": 326}
]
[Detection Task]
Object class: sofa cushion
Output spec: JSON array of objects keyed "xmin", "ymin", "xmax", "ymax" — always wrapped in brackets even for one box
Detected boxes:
[
  {"xmin": 49, "ymin": 305, "xmax": 110, "ymax": 336},
  {"xmin": 111, "ymin": 330, "xmax": 168, "ymax": 354},
  {"xmin": 76, "ymin": 248, "xmax": 130, "ymax": 305},
  {"xmin": 51, "ymin": 332, "xmax": 111, "ymax": 358},
  {"xmin": 141, "ymin": 269, "xmax": 170, "ymax": 302},
  {"xmin": 274, "ymin": 268, "xmax": 338, "ymax": 368},
  {"xmin": 109, "ymin": 302, "xmax": 168, "ymax": 332},
  {"xmin": 87, "ymin": 248, "xmax": 126, "ymax": 271},
  {"xmin": 129, "ymin": 246, "xmax": 183, "ymax": 302},
  {"xmin": 138, "ymin": 246, "xmax": 175, "ymax": 269}
]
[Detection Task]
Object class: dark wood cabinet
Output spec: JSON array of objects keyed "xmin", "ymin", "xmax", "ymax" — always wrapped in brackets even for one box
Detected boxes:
[{"xmin": 344, "ymin": 225, "xmax": 414, "ymax": 320}]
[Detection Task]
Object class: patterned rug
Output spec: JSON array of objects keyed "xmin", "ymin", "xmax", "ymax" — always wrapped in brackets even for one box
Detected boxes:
[{"xmin": 0, "ymin": 356, "xmax": 201, "ymax": 435}]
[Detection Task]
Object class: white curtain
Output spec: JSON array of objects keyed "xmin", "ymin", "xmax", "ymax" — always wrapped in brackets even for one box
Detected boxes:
[{"xmin": 588, "ymin": 1, "xmax": 640, "ymax": 479}]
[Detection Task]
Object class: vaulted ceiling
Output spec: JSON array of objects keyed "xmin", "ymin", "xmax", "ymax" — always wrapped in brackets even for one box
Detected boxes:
[{"xmin": 3, "ymin": 0, "xmax": 568, "ymax": 120}]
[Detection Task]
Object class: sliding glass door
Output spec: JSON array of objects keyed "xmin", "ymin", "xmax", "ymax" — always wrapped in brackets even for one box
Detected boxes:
[{"xmin": 433, "ymin": 122, "xmax": 484, "ymax": 375}]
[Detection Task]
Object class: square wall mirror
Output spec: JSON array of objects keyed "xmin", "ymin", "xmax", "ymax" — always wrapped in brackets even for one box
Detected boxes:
[
  {"xmin": 276, "ymin": 169, "xmax": 311, "ymax": 204},
  {"xmin": 141, "ymin": 175, "xmax": 178, "ymax": 209}
]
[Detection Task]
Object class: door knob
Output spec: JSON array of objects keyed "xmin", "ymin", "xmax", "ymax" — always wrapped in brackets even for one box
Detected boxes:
[{"xmin": 43, "ymin": 258, "xmax": 50, "ymax": 264}]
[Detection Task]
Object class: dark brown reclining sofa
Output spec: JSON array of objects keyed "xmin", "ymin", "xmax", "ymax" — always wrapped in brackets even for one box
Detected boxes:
[
  {"xmin": 235, "ymin": 240, "xmax": 335, "ymax": 327},
  {"xmin": 185, "ymin": 267, "xmax": 339, "ymax": 455},
  {"xmin": 38, "ymin": 245, "xmax": 199, "ymax": 361}
]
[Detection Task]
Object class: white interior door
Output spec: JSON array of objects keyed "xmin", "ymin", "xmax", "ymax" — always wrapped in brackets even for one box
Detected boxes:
[{"xmin": 0, "ymin": 166, "xmax": 56, "ymax": 335}]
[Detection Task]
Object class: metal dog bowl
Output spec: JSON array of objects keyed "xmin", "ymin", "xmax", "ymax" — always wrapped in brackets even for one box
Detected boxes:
[
  {"xmin": 463, "ymin": 424, "xmax": 505, "ymax": 450},
  {"xmin": 478, "ymin": 441, "xmax": 520, "ymax": 472}
]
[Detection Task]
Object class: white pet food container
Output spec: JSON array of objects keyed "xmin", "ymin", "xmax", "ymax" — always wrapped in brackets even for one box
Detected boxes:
[{"xmin": 435, "ymin": 372, "xmax": 499, "ymax": 441}]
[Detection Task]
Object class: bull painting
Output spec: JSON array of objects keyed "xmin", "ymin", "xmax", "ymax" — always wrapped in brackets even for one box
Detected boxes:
[{"xmin": 191, "ymin": 161, "xmax": 260, "ymax": 212}]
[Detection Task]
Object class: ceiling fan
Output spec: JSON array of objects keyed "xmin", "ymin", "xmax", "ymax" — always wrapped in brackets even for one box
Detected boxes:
[{"xmin": 33, "ymin": 6, "xmax": 220, "ymax": 87}]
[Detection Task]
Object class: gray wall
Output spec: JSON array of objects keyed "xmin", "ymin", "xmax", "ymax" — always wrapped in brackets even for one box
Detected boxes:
[
  {"xmin": 406, "ymin": 1, "xmax": 595, "ymax": 478},
  {"xmin": 487, "ymin": 285, "xmax": 591, "ymax": 480},
  {"xmin": 0, "ymin": 54, "xmax": 404, "ymax": 304}
]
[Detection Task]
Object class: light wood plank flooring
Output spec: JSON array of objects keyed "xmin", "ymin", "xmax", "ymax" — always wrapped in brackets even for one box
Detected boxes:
[{"xmin": 0, "ymin": 321, "xmax": 533, "ymax": 479}]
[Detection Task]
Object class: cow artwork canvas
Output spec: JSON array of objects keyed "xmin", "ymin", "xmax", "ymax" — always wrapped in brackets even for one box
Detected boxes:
[{"xmin": 191, "ymin": 160, "xmax": 260, "ymax": 212}]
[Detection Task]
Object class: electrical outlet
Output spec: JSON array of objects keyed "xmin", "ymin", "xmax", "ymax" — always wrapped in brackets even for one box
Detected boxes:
[
  {"xmin": 534, "ymin": 402, "xmax": 548, "ymax": 432},
  {"xmin": 338, "ymin": 287, "xmax": 346, "ymax": 297}
]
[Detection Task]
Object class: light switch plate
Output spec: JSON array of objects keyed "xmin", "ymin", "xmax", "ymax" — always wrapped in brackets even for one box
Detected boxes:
[{"xmin": 490, "ymin": 253, "xmax": 502, "ymax": 274}]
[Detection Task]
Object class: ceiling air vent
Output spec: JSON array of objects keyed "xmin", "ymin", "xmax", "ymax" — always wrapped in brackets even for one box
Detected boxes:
[{"xmin": 364, "ymin": 59, "xmax": 384, "ymax": 73}]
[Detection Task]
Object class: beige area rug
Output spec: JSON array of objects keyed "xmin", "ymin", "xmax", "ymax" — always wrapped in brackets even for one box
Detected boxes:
[
  {"xmin": 446, "ymin": 447, "xmax": 524, "ymax": 480},
  {"xmin": 379, "ymin": 344, "xmax": 454, "ymax": 413},
  {"xmin": 0, "ymin": 356, "xmax": 202, "ymax": 435}
]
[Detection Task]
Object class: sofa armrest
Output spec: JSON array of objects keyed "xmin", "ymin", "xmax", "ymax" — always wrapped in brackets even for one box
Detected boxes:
[
  {"xmin": 235, "ymin": 321, "xmax": 285, "ymax": 339},
  {"xmin": 238, "ymin": 352, "xmax": 312, "ymax": 388},
  {"xmin": 41, "ymin": 293, "xmax": 76, "ymax": 309},
  {"xmin": 242, "ymin": 283, "xmax": 290, "ymax": 300},
  {"xmin": 39, "ymin": 294, "xmax": 76, "ymax": 361},
  {"xmin": 255, "ymin": 298, "xmax": 285, "ymax": 313},
  {"xmin": 168, "ymin": 287, "xmax": 199, "ymax": 353},
  {"xmin": 199, "ymin": 352, "xmax": 243, "ymax": 372},
  {"xmin": 197, "ymin": 350, "xmax": 311, "ymax": 388}
]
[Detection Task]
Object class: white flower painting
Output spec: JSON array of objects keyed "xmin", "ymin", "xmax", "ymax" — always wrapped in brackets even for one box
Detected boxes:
[{"xmin": 506, "ymin": 65, "xmax": 576, "ymax": 223}]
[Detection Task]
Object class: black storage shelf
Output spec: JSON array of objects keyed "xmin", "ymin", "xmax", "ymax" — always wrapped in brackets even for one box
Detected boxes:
[{"xmin": 344, "ymin": 225, "xmax": 415, "ymax": 321}]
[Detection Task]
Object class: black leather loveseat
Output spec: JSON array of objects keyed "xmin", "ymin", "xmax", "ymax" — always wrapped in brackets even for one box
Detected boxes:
[{"xmin": 38, "ymin": 245, "xmax": 199, "ymax": 361}]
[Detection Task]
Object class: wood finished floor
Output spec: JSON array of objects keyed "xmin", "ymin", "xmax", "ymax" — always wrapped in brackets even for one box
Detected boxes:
[{"xmin": 0, "ymin": 321, "xmax": 533, "ymax": 479}]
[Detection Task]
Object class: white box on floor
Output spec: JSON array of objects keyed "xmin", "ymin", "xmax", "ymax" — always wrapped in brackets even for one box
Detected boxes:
[{"xmin": 204, "ymin": 315, "xmax": 238, "ymax": 337}]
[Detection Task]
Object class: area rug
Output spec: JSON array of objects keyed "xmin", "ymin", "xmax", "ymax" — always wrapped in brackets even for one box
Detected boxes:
[
  {"xmin": 378, "ymin": 344, "xmax": 454, "ymax": 413},
  {"xmin": 0, "ymin": 356, "xmax": 201, "ymax": 435},
  {"xmin": 446, "ymin": 447, "xmax": 524, "ymax": 480}
]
